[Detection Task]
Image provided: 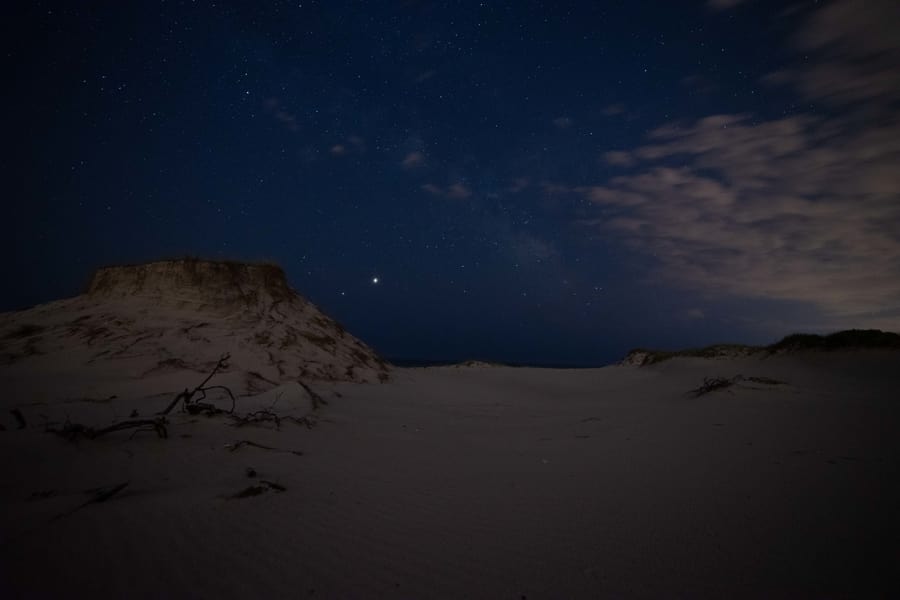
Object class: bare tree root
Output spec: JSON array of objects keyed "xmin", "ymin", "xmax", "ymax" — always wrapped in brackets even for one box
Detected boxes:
[
  {"xmin": 688, "ymin": 376, "xmax": 741, "ymax": 397},
  {"xmin": 50, "ymin": 481, "xmax": 130, "ymax": 521},
  {"xmin": 298, "ymin": 381, "xmax": 327, "ymax": 409},
  {"xmin": 688, "ymin": 374, "xmax": 788, "ymax": 397},
  {"xmin": 229, "ymin": 479, "xmax": 286, "ymax": 499},
  {"xmin": 43, "ymin": 353, "xmax": 321, "ymax": 444},
  {"xmin": 10, "ymin": 408, "xmax": 27, "ymax": 429},
  {"xmin": 225, "ymin": 439, "xmax": 303, "ymax": 455},
  {"xmin": 228, "ymin": 410, "xmax": 317, "ymax": 430},
  {"xmin": 48, "ymin": 417, "xmax": 169, "ymax": 441},
  {"xmin": 159, "ymin": 353, "xmax": 236, "ymax": 416}
]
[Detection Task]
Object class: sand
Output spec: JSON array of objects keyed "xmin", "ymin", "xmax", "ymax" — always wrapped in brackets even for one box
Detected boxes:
[{"xmin": 1, "ymin": 351, "xmax": 898, "ymax": 598}]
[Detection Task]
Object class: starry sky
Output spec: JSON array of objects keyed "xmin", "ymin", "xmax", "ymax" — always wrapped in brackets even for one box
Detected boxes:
[{"xmin": 5, "ymin": 0, "xmax": 899, "ymax": 365}]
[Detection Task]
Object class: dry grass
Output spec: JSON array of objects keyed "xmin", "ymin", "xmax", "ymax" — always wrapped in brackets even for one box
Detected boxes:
[{"xmin": 627, "ymin": 329, "xmax": 900, "ymax": 365}]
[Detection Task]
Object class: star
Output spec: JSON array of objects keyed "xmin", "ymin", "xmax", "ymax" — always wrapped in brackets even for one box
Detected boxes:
[{"xmin": 372, "ymin": 277, "xmax": 379, "ymax": 284}]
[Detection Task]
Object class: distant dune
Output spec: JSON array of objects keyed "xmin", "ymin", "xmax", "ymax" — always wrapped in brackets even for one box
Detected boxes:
[
  {"xmin": 622, "ymin": 328, "xmax": 900, "ymax": 366},
  {"xmin": 0, "ymin": 259, "xmax": 389, "ymax": 401}
]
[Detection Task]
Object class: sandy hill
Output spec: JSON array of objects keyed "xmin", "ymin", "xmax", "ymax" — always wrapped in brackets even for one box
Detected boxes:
[
  {"xmin": 622, "ymin": 329, "xmax": 900, "ymax": 366},
  {"xmin": 0, "ymin": 259, "xmax": 388, "ymax": 398}
]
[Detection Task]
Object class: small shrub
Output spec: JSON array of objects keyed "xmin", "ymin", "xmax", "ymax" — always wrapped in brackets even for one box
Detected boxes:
[{"xmin": 4, "ymin": 323, "xmax": 44, "ymax": 339}]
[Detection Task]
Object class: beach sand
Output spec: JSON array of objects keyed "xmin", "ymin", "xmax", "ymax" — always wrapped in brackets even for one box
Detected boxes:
[{"xmin": 2, "ymin": 351, "xmax": 898, "ymax": 598}]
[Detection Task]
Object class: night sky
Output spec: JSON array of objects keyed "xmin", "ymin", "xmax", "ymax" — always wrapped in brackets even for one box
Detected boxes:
[{"xmin": 5, "ymin": 0, "xmax": 899, "ymax": 365}]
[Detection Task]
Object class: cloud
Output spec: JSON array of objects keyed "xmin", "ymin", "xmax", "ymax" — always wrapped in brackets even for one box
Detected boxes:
[
  {"xmin": 503, "ymin": 231, "xmax": 559, "ymax": 265},
  {"xmin": 600, "ymin": 104, "xmax": 625, "ymax": 117},
  {"xmin": 764, "ymin": 0, "xmax": 900, "ymax": 110},
  {"xmin": 507, "ymin": 177, "xmax": 530, "ymax": 193},
  {"xmin": 583, "ymin": 114, "xmax": 900, "ymax": 327},
  {"xmin": 329, "ymin": 135, "xmax": 366, "ymax": 157},
  {"xmin": 401, "ymin": 151, "xmax": 425, "ymax": 169},
  {"xmin": 707, "ymin": 0, "xmax": 747, "ymax": 10},
  {"xmin": 581, "ymin": 1, "xmax": 900, "ymax": 329},
  {"xmin": 602, "ymin": 151, "xmax": 636, "ymax": 167},
  {"xmin": 421, "ymin": 182, "xmax": 472, "ymax": 200},
  {"xmin": 764, "ymin": 0, "xmax": 900, "ymax": 108},
  {"xmin": 553, "ymin": 116, "xmax": 573, "ymax": 129},
  {"xmin": 347, "ymin": 135, "xmax": 366, "ymax": 152},
  {"xmin": 416, "ymin": 70, "xmax": 435, "ymax": 83},
  {"xmin": 263, "ymin": 98, "xmax": 299, "ymax": 132},
  {"xmin": 680, "ymin": 74, "xmax": 719, "ymax": 95}
]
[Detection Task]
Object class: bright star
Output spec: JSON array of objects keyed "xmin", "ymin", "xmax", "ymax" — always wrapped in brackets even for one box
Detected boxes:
[{"xmin": 372, "ymin": 277, "xmax": 379, "ymax": 284}]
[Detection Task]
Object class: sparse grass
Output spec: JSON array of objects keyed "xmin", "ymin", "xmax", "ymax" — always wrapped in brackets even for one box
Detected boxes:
[
  {"xmin": 689, "ymin": 376, "xmax": 739, "ymax": 397},
  {"xmin": 688, "ymin": 374, "xmax": 787, "ymax": 397},
  {"xmin": 768, "ymin": 329, "xmax": 900, "ymax": 352},
  {"xmin": 626, "ymin": 343, "xmax": 759, "ymax": 365},
  {"xmin": 627, "ymin": 329, "xmax": 900, "ymax": 365},
  {"xmin": 745, "ymin": 376, "xmax": 786, "ymax": 385},
  {"xmin": 4, "ymin": 323, "xmax": 44, "ymax": 339},
  {"xmin": 300, "ymin": 331, "xmax": 336, "ymax": 347}
]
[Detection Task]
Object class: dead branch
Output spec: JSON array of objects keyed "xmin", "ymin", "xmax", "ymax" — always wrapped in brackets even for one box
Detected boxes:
[
  {"xmin": 93, "ymin": 418, "xmax": 168, "ymax": 439},
  {"xmin": 298, "ymin": 381, "xmax": 327, "ymax": 409},
  {"xmin": 283, "ymin": 415, "xmax": 317, "ymax": 429},
  {"xmin": 159, "ymin": 353, "xmax": 236, "ymax": 415},
  {"xmin": 48, "ymin": 417, "xmax": 168, "ymax": 441},
  {"xmin": 201, "ymin": 385, "xmax": 236, "ymax": 412},
  {"xmin": 229, "ymin": 409, "xmax": 281, "ymax": 428},
  {"xmin": 228, "ymin": 411, "xmax": 316, "ymax": 430},
  {"xmin": 260, "ymin": 480, "xmax": 286, "ymax": 491},
  {"xmin": 225, "ymin": 439, "xmax": 303, "ymax": 455},
  {"xmin": 50, "ymin": 481, "xmax": 130, "ymax": 521},
  {"xmin": 688, "ymin": 374, "xmax": 787, "ymax": 397},
  {"xmin": 745, "ymin": 376, "xmax": 786, "ymax": 385},
  {"xmin": 229, "ymin": 479, "xmax": 286, "ymax": 499},
  {"xmin": 688, "ymin": 376, "xmax": 741, "ymax": 397},
  {"xmin": 11, "ymin": 408, "xmax": 26, "ymax": 429}
]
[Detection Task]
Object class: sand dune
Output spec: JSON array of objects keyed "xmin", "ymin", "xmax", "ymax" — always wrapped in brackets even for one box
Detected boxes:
[{"xmin": 1, "ymin": 350, "xmax": 898, "ymax": 598}]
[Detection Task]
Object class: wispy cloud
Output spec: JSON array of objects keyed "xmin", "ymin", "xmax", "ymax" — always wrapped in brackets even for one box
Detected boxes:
[
  {"xmin": 600, "ymin": 104, "xmax": 625, "ymax": 117},
  {"xmin": 707, "ymin": 0, "xmax": 747, "ymax": 10},
  {"xmin": 416, "ymin": 69, "xmax": 436, "ymax": 83},
  {"xmin": 401, "ymin": 151, "xmax": 425, "ymax": 169},
  {"xmin": 347, "ymin": 135, "xmax": 366, "ymax": 152},
  {"xmin": 764, "ymin": 0, "xmax": 900, "ymax": 108},
  {"xmin": 685, "ymin": 308, "xmax": 705, "ymax": 320},
  {"xmin": 553, "ymin": 116, "xmax": 573, "ymax": 129},
  {"xmin": 602, "ymin": 151, "xmax": 636, "ymax": 167},
  {"xmin": 263, "ymin": 98, "xmax": 299, "ymax": 132},
  {"xmin": 329, "ymin": 135, "xmax": 366, "ymax": 157},
  {"xmin": 583, "ymin": 0, "xmax": 900, "ymax": 329},
  {"xmin": 421, "ymin": 182, "xmax": 472, "ymax": 200},
  {"xmin": 507, "ymin": 177, "xmax": 531, "ymax": 194},
  {"xmin": 503, "ymin": 230, "xmax": 559, "ymax": 265}
]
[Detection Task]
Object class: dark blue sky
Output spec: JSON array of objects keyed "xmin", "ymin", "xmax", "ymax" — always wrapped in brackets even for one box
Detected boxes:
[{"xmin": 5, "ymin": 0, "xmax": 899, "ymax": 364}]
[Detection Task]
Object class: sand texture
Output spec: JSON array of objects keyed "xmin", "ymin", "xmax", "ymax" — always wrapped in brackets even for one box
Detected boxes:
[{"xmin": 1, "ymin": 351, "xmax": 899, "ymax": 598}]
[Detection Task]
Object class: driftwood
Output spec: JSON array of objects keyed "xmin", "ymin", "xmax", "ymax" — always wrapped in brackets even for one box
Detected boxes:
[
  {"xmin": 50, "ymin": 481, "xmax": 130, "ymax": 521},
  {"xmin": 43, "ymin": 352, "xmax": 322, "ymax": 443},
  {"xmin": 159, "ymin": 353, "xmax": 236, "ymax": 416},
  {"xmin": 48, "ymin": 417, "xmax": 169, "ymax": 441},
  {"xmin": 688, "ymin": 376, "xmax": 740, "ymax": 397},
  {"xmin": 298, "ymin": 381, "xmax": 327, "ymax": 409},
  {"xmin": 688, "ymin": 374, "xmax": 788, "ymax": 397},
  {"xmin": 225, "ymin": 439, "xmax": 303, "ymax": 455},
  {"xmin": 228, "ymin": 410, "xmax": 316, "ymax": 430},
  {"xmin": 229, "ymin": 479, "xmax": 287, "ymax": 499},
  {"xmin": 11, "ymin": 408, "xmax": 27, "ymax": 429}
]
